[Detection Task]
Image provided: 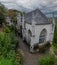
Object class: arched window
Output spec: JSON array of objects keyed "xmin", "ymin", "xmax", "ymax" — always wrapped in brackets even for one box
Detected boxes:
[
  {"xmin": 52, "ymin": 23, "xmax": 54, "ymax": 31},
  {"xmin": 39, "ymin": 29, "xmax": 47, "ymax": 43},
  {"xmin": 28, "ymin": 30, "xmax": 32, "ymax": 43},
  {"xmin": 28, "ymin": 30, "xmax": 32, "ymax": 36}
]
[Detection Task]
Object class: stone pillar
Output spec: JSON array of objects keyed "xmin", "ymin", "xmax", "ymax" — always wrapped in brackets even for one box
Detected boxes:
[
  {"xmin": 22, "ymin": 14, "xmax": 24, "ymax": 29},
  {"xmin": 17, "ymin": 13, "xmax": 21, "ymax": 29},
  {"xmin": 22, "ymin": 14, "xmax": 25, "ymax": 40},
  {"xmin": 32, "ymin": 13, "xmax": 36, "ymax": 36},
  {"xmin": 30, "ymin": 13, "xmax": 36, "ymax": 53}
]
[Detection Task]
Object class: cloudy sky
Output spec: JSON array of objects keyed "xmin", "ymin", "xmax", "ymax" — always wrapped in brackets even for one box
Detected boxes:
[{"xmin": 0, "ymin": 0, "xmax": 57, "ymax": 14}]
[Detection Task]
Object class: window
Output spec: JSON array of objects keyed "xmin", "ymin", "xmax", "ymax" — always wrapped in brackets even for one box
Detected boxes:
[
  {"xmin": 39, "ymin": 29, "xmax": 47, "ymax": 43},
  {"xmin": 52, "ymin": 23, "xmax": 54, "ymax": 31},
  {"xmin": 28, "ymin": 30, "xmax": 32, "ymax": 43}
]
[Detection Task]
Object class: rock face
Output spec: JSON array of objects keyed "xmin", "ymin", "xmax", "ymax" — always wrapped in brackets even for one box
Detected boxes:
[{"xmin": 17, "ymin": 9, "xmax": 55, "ymax": 53}]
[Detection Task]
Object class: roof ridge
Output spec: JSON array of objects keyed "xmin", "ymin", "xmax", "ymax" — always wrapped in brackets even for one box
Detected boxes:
[{"xmin": 24, "ymin": 9, "xmax": 50, "ymax": 25}]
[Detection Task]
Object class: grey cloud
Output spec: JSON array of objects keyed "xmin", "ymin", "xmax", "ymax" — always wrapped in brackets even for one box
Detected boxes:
[{"xmin": 0, "ymin": 0, "xmax": 57, "ymax": 13}]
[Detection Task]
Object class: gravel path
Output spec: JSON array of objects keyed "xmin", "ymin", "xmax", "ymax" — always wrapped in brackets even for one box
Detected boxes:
[{"xmin": 19, "ymin": 37, "xmax": 47, "ymax": 65}]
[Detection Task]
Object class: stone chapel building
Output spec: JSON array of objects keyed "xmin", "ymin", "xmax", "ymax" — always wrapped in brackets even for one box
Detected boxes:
[{"xmin": 17, "ymin": 9, "xmax": 55, "ymax": 53}]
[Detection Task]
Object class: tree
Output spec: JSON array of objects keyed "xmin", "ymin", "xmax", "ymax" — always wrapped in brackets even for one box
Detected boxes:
[
  {"xmin": 0, "ymin": 3, "xmax": 7, "ymax": 26},
  {"xmin": 7, "ymin": 9, "xmax": 19, "ymax": 24}
]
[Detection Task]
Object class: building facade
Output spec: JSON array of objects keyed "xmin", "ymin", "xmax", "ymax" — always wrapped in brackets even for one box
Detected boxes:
[{"xmin": 17, "ymin": 9, "xmax": 55, "ymax": 53}]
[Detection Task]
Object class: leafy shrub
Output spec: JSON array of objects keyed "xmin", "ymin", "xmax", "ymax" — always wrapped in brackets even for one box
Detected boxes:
[
  {"xmin": 54, "ymin": 57, "xmax": 57, "ymax": 65},
  {"xmin": 4, "ymin": 27, "xmax": 10, "ymax": 33},
  {"xmin": 0, "ymin": 32, "xmax": 8, "ymax": 56},
  {"xmin": 39, "ymin": 55, "xmax": 55, "ymax": 65},
  {"xmin": 53, "ymin": 22, "xmax": 57, "ymax": 55},
  {"xmin": 0, "ymin": 49, "xmax": 23, "ymax": 65},
  {"xmin": 9, "ymin": 25, "xmax": 18, "ymax": 33},
  {"xmin": 0, "ymin": 31, "xmax": 23, "ymax": 65},
  {"xmin": 52, "ymin": 43, "xmax": 57, "ymax": 55},
  {"xmin": 0, "ymin": 56, "xmax": 14, "ymax": 65},
  {"xmin": 53, "ymin": 24, "xmax": 57, "ymax": 43},
  {"xmin": 0, "ymin": 32, "xmax": 17, "ymax": 57},
  {"xmin": 15, "ymin": 51, "xmax": 23, "ymax": 65},
  {"xmin": 7, "ymin": 50, "xmax": 15, "ymax": 60},
  {"xmin": 9, "ymin": 32, "xmax": 18, "ymax": 50},
  {"xmin": 0, "ymin": 26, "xmax": 23, "ymax": 65},
  {"xmin": 45, "ymin": 42, "xmax": 51, "ymax": 48},
  {"xmin": 39, "ymin": 46, "xmax": 46, "ymax": 53},
  {"xmin": 39, "ymin": 42, "xmax": 51, "ymax": 53}
]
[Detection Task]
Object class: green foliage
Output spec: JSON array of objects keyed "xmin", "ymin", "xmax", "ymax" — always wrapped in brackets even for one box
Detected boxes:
[
  {"xmin": 53, "ymin": 18, "xmax": 57, "ymax": 55},
  {"xmin": 0, "ymin": 31, "xmax": 23, "ymax": 65},
  {"xmin": 53, "ymin": 25, "xmax": 57, "ymax": 43},
  {"xmin": 0, "ymin": 57, "xmax": 14, "ymax": 65},
  {"xmin": 0, "ymin": 3, "xmax": 7, "ymax": 25},
  {"xmin": 4, "ymin": 26, "xmax": 10, "ymax": 33},
  {"xmin": 8, "ymin": 25, "xmax": 18, "ymax": 34},
  {"xmin": 19, "ymin": 11, "xmax": 25, "ymax": 15},
  {"xmin": 0, "ymin": 32, "xmax": 17, "ymax": 56},
  {"xmin": 7, "ymin": 50, "xmax": 15, "ymax": 60},
  {"xmin": 52, "ymin": 43, "xmax": 57, "ymax": 55},
  {"xmin": 39, "ymin": 43, "xmax": 51, "ymax": 53},
  {"xmin": 7, "ymin": 9, "xmax": 18, "ymax": 24},
  {"xmin": 0, "ymin": 3, "xmax": 6, "ymax": 13},
  {"xmin": 39, "ymin": 55, "xmax": 55, "ymax": 65},
  {"xmin": 15, "ymin": 51, "xmax": 23, "ymax": 65},
  {"xmin": 0, "ymin": 13, "xmax": 5, "ymax": 25},
  {"xmin": 39, "ymin": 46, "xmax": 46, "ymax": 53}
]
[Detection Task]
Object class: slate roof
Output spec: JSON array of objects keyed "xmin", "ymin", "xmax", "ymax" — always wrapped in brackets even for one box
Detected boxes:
[{"xmin": 24, "ymin": 9, "xmax": 51, "ymax": 25}]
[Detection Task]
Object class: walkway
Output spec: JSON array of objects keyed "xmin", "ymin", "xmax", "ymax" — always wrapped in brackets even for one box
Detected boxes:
[{"xmin": 19, "ymin": 37, "xmax": 47, "ymax": 65}]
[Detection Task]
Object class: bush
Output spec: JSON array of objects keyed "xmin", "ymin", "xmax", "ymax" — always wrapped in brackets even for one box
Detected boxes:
[
  {"xmin": 39, "ymin": 43, "xmax": 51, "ymax": 53},
  {"xmin": 52, "ymin": 23, "xmax": 57, "ymax": 55},
  {"xmin": 4, "ymin": 27, "xmax": 10, "ymax": 33},
  {"xmin": 53, "ymin": 24, "xmax": 57, "ymax": 43},
  {"xmin": 15, "ymin": 51, "xmax": 23, "ymax": 65},
  {"xmin": 52, "ymin": 43, "xmax": 57, "ymax": 55},
  {"xmin": 0, "ymin": 50, "xmax": 23, "ymax": 65},
  {"xmin": 0, "ymin": 31, "xmax": 23, "ymax": 65},
  {"xmin": 8, "ymin": 25, "xmax": 18, "ymax": 33},
  {"xmin": 0, "ymin": 32, "xmax": 8, "ymax": 56},
  {"xmin": 45, "ymin": 42, "xmax": 51, "ymax": 48},
  {"xmin": 39, "ymin": 46, "xmax": 46, "ymax": 53},
  {"xmin": 9, "ymin": 32, "xmax": 18, "ymax": 50},
  {"xmin": 7, "ymin": 50, "xmax": 15, "ymax": 59},
  {"xmin": 0, "ymin": 32, "xmax": 17, "ymax": 56},
  {"xmin": 39, "ymin": 55, "xmax": 55, "ymax": 65},
  {"xmin": 0, "ymin": 56, "xmax": 14, "ymax": 65}
]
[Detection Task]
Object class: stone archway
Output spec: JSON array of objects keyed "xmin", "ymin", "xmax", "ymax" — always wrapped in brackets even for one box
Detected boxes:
[{"xmin": 39, "ymin": 29, "xmax": 47, "ymax": 43}]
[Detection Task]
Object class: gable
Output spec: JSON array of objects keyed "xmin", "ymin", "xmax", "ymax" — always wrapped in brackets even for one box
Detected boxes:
[{"xmin": 24, "ymin": 9, "xmax": 51, "ymax": 25}]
